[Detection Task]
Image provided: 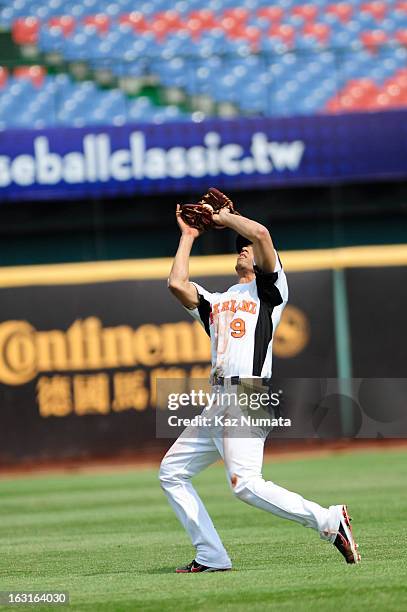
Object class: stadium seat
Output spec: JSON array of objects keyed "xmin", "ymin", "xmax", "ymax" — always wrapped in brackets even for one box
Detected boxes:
[
  {"xmin": 360, "ymin": 29, "xmax": 389, "ymax": 49},
  {"xmin": 361, "ymin": 2, "xmax": 388, "ymax": 22},
  {"xmin": 48, "ymin": 15, "xmax": 76, "ymax": 36},
  {"xmin": 118, "ymin": 12, "xmax": 149, "ymax": 32},
  {"xmin": 0, "ymin": 67, "xmax": 9, "ymax": 88},
  {"xmin": 256, "ymin": 6, "xmax": 284, "ymax": 23},
  {"xmin": 1, "ymin": 0, "xmax": 407, "ymax": 125},
  {"xmin": 292, "ymin": 4, "xmax": 319, "ymax": 22},
  {"xmin": 12, "ymin": 16, "xmax": 40, "ymax": 45},
  {"xmin": 188, "ymin": 9, "xmax": 217, "ymax": 29},
  {"xmin": 83, "ymin": 14, "xmax": 111, "ymax": 34},
  {"xmin": 0, "ymin": 68, "xmax": 192, "ymax": 128},
  {"xmin": 14, "ymin": 65, "xmax": 46, "ymax": 87},
  {"xmin": 395, "ymin": 29, "xmax": 407, "ymax": 44},
  {"xmin": 268, "ymin": 23, "xmax": 296, "ymax": 45},
  {"xmin": 325, "ymin": 3, "xmax": 353, "ymax": 23},
  {"xmin": 303, "ymin": 22, "xmax": 331, "ymax": 44}
]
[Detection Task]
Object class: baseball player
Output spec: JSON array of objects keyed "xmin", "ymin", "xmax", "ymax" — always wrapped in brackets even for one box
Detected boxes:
[{"xmin": 159, "ymin": 191, "xmax": 360, "ymax": 572}]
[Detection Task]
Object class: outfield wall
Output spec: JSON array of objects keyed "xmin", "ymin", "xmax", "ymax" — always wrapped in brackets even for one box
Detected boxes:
[{"xmin": 0, "ymin": 245, "xmax": 406, "ymax": 464}]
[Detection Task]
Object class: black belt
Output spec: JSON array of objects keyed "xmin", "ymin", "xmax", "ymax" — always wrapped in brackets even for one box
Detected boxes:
[{"xmin": 214, "ymin": 376, "xmax": 273, "ymax": 386}]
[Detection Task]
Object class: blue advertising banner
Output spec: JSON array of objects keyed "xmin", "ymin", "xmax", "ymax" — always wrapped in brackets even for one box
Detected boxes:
[{"xmin": 0, "ymin": 110, "xmax": 406, "ymax": 201}]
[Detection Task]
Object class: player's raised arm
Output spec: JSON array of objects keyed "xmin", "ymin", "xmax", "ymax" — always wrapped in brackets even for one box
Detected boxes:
[
  {"xmin": 215, "ymin": 207, "xmax": 277, "ymax": 273},
  {"xmin": 167, "ymin": 205, "xmax": 201, "ymax": 309}
]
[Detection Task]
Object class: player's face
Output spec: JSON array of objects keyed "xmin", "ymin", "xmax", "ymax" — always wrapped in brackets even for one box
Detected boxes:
[{"xmin": 235, "ymin": 245, "xmax": 255, "ymax": 275}]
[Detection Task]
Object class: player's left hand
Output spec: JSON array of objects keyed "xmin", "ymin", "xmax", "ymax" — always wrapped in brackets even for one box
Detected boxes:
[{"xmin": 176, "ymin": 204, "xmax": 203, "ymax": 238}]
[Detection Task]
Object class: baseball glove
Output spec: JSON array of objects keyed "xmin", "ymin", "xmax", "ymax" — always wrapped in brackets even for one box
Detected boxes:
[{"xmin": 179, "ymin": 187, "xmax": 239, "ymax": 232}]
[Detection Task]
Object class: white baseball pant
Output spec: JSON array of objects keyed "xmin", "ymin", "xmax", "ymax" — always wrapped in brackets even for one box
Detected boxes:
[{"xmin": 159, "ymin": 392, "xmax": 340, "ymax": 569}]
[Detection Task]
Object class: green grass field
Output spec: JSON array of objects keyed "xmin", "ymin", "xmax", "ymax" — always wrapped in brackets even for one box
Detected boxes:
[{"xmin": 1, "ymin": 449, "xmax": 406, "ymax": 612}]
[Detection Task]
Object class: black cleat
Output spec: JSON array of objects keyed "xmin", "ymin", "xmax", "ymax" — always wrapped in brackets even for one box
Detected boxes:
[
  {"xmin": 175, "ymin": 560, "xmax": 231, "ymax": 573},
  {"xmin": 333, "ymin": 505, "xmax": 361, "ymax": 564}
]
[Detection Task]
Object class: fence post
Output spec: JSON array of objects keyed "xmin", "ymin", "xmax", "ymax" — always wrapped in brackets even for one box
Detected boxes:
[{"xmin": 333, "ymin": 266, "xmax": 354, "ymax": 437}]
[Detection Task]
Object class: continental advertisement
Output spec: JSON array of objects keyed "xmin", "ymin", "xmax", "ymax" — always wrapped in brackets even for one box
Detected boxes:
[
  {"xmin": 0, "ymin": 265, "xmax": 335, "ymax": 463},
  {"xmin": 0, "ymin": 248, "xmax": 405, "ymax": 464}
]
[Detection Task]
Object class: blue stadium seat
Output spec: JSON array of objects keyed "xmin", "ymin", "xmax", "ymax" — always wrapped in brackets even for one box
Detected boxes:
[{"xmin": 1, "ymin": 0, "xmax": 407, "ymax": 125}]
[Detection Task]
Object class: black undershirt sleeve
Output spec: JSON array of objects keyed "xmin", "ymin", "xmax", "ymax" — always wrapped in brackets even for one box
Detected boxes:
[
  {"xmin": 197, "ymin": 294, "xmax": 211, "ymax": 337},
  {"xmin": 255, "ymin": 269, "xmax": 283, "ymax": 307},
  {"xmin": 252, "ymin": 268, "xmax": 283, "ymax": 376}
]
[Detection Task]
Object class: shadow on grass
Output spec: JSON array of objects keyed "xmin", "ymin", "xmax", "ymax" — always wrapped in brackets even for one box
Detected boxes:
[
  {"xmin": 139, "ymin": 566, "xmax": 239, "ymax": 575},
  {"xmin": 137, "ymin": 566, "xmax": 176, "ymax": 575}
]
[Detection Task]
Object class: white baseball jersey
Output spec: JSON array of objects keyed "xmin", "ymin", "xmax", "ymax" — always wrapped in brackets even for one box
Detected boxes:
[{"xmin": 185, "ymin": 252, "xmax": 288, "ymax": 381}]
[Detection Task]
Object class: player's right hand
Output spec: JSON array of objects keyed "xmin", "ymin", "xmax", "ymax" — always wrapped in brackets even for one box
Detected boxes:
[{"xmin": 176, "ymin": 204, "xmax": 202, "ymax": 238}]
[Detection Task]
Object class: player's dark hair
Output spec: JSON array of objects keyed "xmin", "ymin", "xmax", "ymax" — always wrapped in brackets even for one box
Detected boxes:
[{"xmin": 235, "ymin": 235, "xmax": 253, "ymax": 253}]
